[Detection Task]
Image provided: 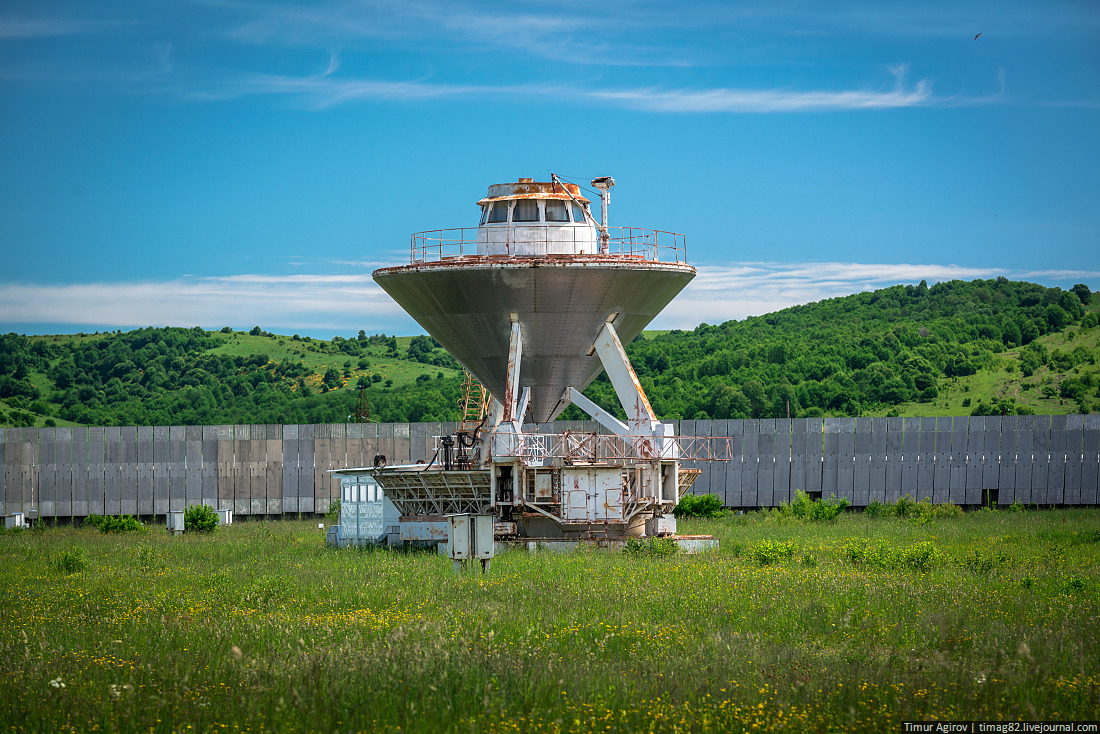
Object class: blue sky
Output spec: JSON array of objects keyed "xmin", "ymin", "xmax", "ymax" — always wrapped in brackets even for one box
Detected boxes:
[{"xmin": 1, "ymin": 0, "xmax": 1098, "ymax": 338}]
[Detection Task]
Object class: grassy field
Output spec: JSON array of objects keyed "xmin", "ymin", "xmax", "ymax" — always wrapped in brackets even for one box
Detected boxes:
[{"xmin": 2, "ymin": 508, "xmax": 1098, "ymax": 732}]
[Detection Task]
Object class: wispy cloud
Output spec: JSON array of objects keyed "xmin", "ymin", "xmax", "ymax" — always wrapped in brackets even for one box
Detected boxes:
[
  {"xmin": 225, "ymin": 0, "xmax": 693, "ymax": 67},
  {"xmin": 188, "ymin": 64, "xmax": 943, "ymax": 113},
  {"xmin": 0, "ymin": 16, "xmax": 116, "ymax": 39},
  {"xmin": 591, "ymin": 79, "xmax": 932, "ymax": 113},
  {"xmin": 0, "ymin": 274, "xmax": 409, "ymax": 335},
  {"xmin": 3, "ymin": 262, "xmax": 1096, "ymax": 336}
]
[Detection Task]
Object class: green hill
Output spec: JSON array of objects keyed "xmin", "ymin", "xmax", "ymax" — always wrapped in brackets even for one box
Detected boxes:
[
  {"xmin": 0, "ymin": 328, "xmax": 465, "ymax": 427},
  {"xmin": 568, "ymin": 278, "xmax": 1099, "ymax": 421},
  {"xmin": 1, "ymin": 279, "xmax": 1096, "ymax": 428}
]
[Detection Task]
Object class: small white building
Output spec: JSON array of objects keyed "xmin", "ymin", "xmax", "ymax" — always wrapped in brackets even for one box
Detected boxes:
[{"xmin": 334, "ymin": 474, "xmax": 399, "ymax": 547}]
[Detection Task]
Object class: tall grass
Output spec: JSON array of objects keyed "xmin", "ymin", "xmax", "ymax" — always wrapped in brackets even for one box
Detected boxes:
[{"xmin": 1, "ymin": 509, "xmax": 1098, "ymax": 732}]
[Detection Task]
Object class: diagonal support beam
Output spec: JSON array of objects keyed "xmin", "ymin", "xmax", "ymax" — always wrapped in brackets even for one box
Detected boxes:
[
  {"xmin": 564, "ymin": 387, "xmax": 629, "ymax": 436},
  {"xmin": 502, "ymin": 319, "xmax": 523, "ymax": 423},
  {"xmin": 591, "ymin": 320, "xmax": 657, "ymax": 429}
]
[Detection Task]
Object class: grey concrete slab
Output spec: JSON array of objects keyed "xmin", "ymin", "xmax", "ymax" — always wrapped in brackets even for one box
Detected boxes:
[
  {"xmin": 71, "ymin": 429, "xmax": 89, "ymax": 517},
  {"xmin": 0, "ymin": 429, "xmax": 5, "ymax": 515},
  {"xmin": 53, "ymin": 428, "xmax": 72, "ymax": 518},
  {"xmin": 137, "ymin": 426, "xmax": 154, "ymax": 515},
  {"xmin": 774, "ymin": 419, "xmax": 792, "ymax": 506},
  {"xmin": 871, "ymin": 417, "xmax": 890, "ymax": 503},
  {"xmin": 757, "ymin": 419, "xmax": 775, "ymax": 507},
  {"xmin": 996, "ymin": 415, "xmax": 1018, "ymax": 504},
  {"xmin": 103, "ymin": 426, "xmax": 121, "ymax": 516},
  {"xmin": 1015, "ymin": 415, "xmax": 1035, "ymax": 504},
  {"xmin": 916, "ymin": 417, "xmax": 937, "ymax": 502},
  {"xmin": 232, "ymin": 437, "xmax": 250, "ymax": 516},
  {"xmin": 983, "ymin": 415, "xmax": 1002, "ymax": 492},
  {"xmin": 741, "ymin": 419, "xmax": 759, "ymax": 507},
  {"xmin": 282, "ymin": 426, "xmax": 299, "ymax": 513},
  {"xmin": 168, "ymin": 426, "xmax": 186, "ymax": 513},
  {"xmin": 1031, "ymin": 415, "xmax": 1051, "ymax": 505},
  {"xmin": 821, "ymin": 418, "xmax": 840, "ymax": 499},
  {"xmin": 948, "ymin": 416, "xmax": 969, "ymax": 505},
  {"xmin": 805, "ymin": 417, "xmax": 824, "ymax": 494},
  {"xmin": 1064, "ymin": 414, "xmax": 1084, "ymax": 504},
  {"xmin": 37, "ymin": 428, "xmax": 55, "ymax": 519},
  {"xmin": 1047, "ymin": 415, "xmax": 1068, "ymax": 505},
  {"xmin": 834, "ymin": 417, "xmax": 856, "ymax": 503},
  {"xmin": 965, "ymin": 415, "xmax": 985, "ymax": 501},
  {"xmin": 724, "ymin": 420, "xmax": 745, "ymax": 506},
  {"xmin": 853, "ymin": 418, "xmax": 872, "ymax": 507},
  {"xmin": 1082, "ymin": 415, "xmax": 1099, "ymax": 505},
  {"xmin": 899, "ymin": 417, "xmax": 920, "ymax": 501},
  {"xmin": 299, "ymin": 426, "xmax": 316, "ymax": 513},
  {"xmin": 87, "ymin": 427, "xmax": 104, "ymax": 517},
  {"xmin": 202, "ymin": 426, "xmax": 218, "ymax": 508},
  {"xmin": 152, "ymin": 426, "xmax": 170, "ymax": 516},
  {"xmin": 186, "ymin": 428, "xmax": 203, "ymax": 505},
  {"xmin": 119, "ymin": 426, "xmax": 137, "ymax": 516},
  {"xmin": 789, "ymin": 418, "xmax": 807, "ymax": 498}
]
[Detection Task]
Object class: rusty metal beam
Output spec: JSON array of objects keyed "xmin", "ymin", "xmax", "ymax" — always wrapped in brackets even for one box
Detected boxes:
[{"xmin": 591, "ymin": 320, "xmax": 657, "ymax": 430}]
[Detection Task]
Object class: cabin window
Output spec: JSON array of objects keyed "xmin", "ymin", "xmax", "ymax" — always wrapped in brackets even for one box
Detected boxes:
[
  {"xmin": 512, "ymin": 199, "xmax": 539, "ymax": 222},
  {"xmin": 479, "ymin": 205, "xmax": 488, "ymax": 225},
  {"xmin": 544, "ymin": 200, "xmax": 568, "ymax": 222},
  {"xmin": 488, "ymin": 201, "xmax": 509, "ymax": 223},
  {"xmin": 572, "ymin": 203, "xmax": 588, "ymax": 224}
]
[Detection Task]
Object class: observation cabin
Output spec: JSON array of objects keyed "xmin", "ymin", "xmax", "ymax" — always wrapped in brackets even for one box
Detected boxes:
[{"xmin": 475, "ymin": 178, "xmax": 599, "ymax": 257}]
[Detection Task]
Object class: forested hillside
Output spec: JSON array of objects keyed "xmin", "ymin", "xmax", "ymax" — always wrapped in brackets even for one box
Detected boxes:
[
  {"xmin": 0, "ymin": 328, "xmax": 465, "ymax": 427},
  {"xmin": 568, "ymin": 278, "xmax": 1099, "ymax": 421},
  {"xmin": 1, "ymin": 279, "xmax": 1097, "ymax": 428}
]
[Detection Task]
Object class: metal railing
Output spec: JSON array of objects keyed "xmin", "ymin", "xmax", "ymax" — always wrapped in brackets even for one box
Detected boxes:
[
  {"xmin": 490, "ymin": 431, "xmax": 685, "ymax": 464},
  {"xmin": 409, "ymin": 226, "xmax": 688, "ymax": 264}
]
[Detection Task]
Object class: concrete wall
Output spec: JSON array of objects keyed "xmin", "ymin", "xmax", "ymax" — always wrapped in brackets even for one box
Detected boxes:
[{"xmin": 2, "ymin": 414, "xmax": 1098, "ymax": 518}]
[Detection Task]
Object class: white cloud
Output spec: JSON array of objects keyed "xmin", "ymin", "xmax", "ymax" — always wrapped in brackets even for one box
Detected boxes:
[
  {"xmin": 191, "ymin": 67, "xmax": 941, "ymax": 113},
  {"xmin": 650, "ymin": 261, "xmax": 1100, "ymax": 329},
  {"xmin": 0, "ymin": 274, "xmax": 413, "ymax": 335},
  {"xmin": 3, "ymin": 261, "xmax": 1097, "ymax": 336},
  {"xmin": 591, "ymin": 78, "xmax": 933, "ymax": 113}
]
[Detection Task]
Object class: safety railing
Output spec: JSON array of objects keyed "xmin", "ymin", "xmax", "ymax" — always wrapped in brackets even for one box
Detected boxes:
[
  {"xmin": 409, "ymin": 226, "xmax": 688, "ymax": 264},
  {"xmin": 489, "ymin": 431, "xmax": 696, "ymax": 464}
]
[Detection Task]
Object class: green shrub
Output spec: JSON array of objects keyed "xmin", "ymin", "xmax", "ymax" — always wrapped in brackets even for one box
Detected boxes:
[
  {"xmin": 894, "ymin": 495, "xmax": 916, "ymax": 518},
  {"xmin": 1064, "ymin": 577, "xmax": 1087, "ymax": 593},
  {"xmin": 84, "ymin": 514, "xmax": 146, "ymax": 533},
  {"xmin": 103, "ymin": 515, "xmax": 145, "ymax": 533},
  {"xmin": 961, "ymin": 550, "xmax": 1009, "ymax": 575},
  {"xmin": 842, "ymin": 538, "xmax": 940, "ymax": 571},
  {"xmin": 900, "ymin": 541, "xmax": 939, "ymax": 571},
  {"xmin": 864, "ymin": 500, "xmax": 889, "ymax": 518},
  {"xmin": 914, "ymin": 500, "xmax": 935, "ymax": 525},
  {"xmin": 933, "ymin": 502, "xmax": 963, "ymax": 519},
  {"xmin": 52, "ymin": 548, "xmax": 85, "ymax": 575},
  {"xmin": 673, "ymin": 493, "xmax": 724, "ymax": 519},
  {"xmin": 751, "ymin": 540, "xmax": 796, "ymax": 566},
  {"xmin": 777, "ymin": 490, "xmax": 848, "ymax": 522},
  {"xmin": 184, "ymin": 504, "xmax": 218, "ymax": 533},
  {"xmin": 623, "ymin": 536, "xmax": 680, "ymax": 558}
]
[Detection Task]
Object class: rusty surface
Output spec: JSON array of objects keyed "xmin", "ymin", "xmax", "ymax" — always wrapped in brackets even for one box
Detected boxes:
[{"xmin": 477, "ymin": 180, "xmax": 591, "ymax": 205}]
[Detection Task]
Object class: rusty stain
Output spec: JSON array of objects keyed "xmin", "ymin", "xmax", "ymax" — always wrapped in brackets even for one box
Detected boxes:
[{"xmin": 476, "ymin": 180, "xmax": 590, "ymax": 206}]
